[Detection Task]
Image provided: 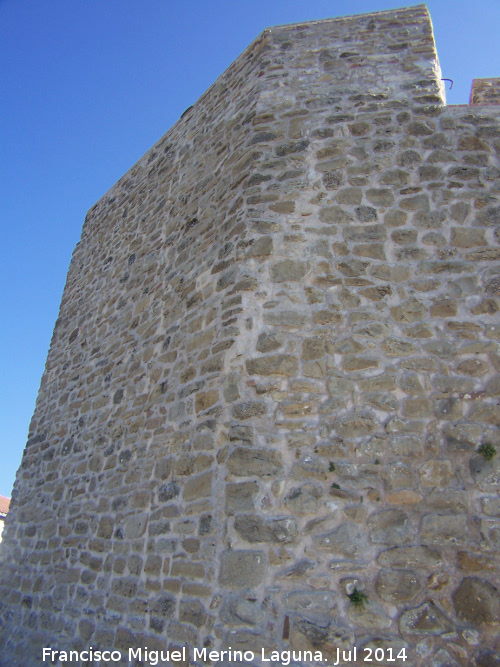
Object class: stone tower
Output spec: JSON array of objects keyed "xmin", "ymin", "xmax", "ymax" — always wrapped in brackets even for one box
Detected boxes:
[{"xmin": 1, "ymin": 5, "xmax": 500, "ymax": 665}]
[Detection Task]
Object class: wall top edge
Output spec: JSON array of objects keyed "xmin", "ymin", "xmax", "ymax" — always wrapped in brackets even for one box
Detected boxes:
[
  {"xmin": 84, "ymin": 3, "xmax": 434, "ymax": 224},
  {"xmin": 262, "ymin": 4, "xmax": 428, "ymax": 33}
]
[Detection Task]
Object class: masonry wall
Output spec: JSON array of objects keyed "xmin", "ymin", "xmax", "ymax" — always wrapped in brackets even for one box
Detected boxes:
[{"xmin": 1, "ymin": 5, "xmax": 500, "ymax": 666}]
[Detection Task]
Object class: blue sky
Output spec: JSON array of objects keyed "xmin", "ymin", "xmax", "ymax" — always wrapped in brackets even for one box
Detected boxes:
[{"xmin": 1, "ymin": 0, "xmax": 499, "ymax": 496}]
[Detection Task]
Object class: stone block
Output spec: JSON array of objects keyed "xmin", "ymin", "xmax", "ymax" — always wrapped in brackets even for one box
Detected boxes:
[
  {"xmin": 246, "ymin": 355, "xmax": 298, "ymax": 377},
  {"xmin": 314, "ymin": 522, "xmax": 369, "ymax": 558},
  {"xmin": 284, "ymin": 484, "xmax": 322, "ymax": 514},
  {"xmin": 270, "ymin": 260, "xmax": 307, "ymax": 282},
  {"xmin": 368, "ymin": 510, "xmax": 412, "ymax": 546},
  {"xmin": 219, "ymin": 550, "xmax": 266, "ymax": 588},
  {"xmin": 225, "ymin": 481, "xmax": 259, "ymax": 515},
  {"xmin": 179, "ymin": 599, "xmax": 206, "ymax": 627},
  {"xmin": 400, "ymin": 602, "xmax": 454, "ymax": 636},
  {"xmin": 453, "ymin": 577, "xmax": 500, "ymax": 627},
  {"xmin": 183, "ymin": 471, "xmax": 212, "ymax": 501},
  {"xmin": 375, "ymin": 568, "xmax": 421, "ymax": 603},
  {"xmin": 227, "ymin": 447, "xmax": 283, "ymax": 478},
  {"xmin": 421, "ymin": 513, "xmax": 468, "ymax": 546},
  {"xmin": 233, "ymin": 515, "xmax": 298, "ymax": 543}
]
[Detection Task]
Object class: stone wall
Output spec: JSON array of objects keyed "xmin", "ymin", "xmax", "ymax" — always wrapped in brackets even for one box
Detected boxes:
[{"xmin": 1, "ymin": 5, "xmax": 499, "ymax": 666}]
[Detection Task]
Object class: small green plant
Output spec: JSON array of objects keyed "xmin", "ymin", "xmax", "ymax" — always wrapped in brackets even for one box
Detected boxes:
[
  {"xmin": 331, "ymin": 483, "xmax": 340, "ymax": 490},
  {"xmin": 478, "ymin": 443, "xmax": 497, "ymax": 461},
  {"xmin": 374, "ymin": 458, "xmax": 380, "ymax": 465},
  {"xmin": 329, "ymin": 461, "xmax": 335, "ymax": 472},
  {"xmin": 348, "ymin": 588, "xmax": 368, "ymax": 608}
]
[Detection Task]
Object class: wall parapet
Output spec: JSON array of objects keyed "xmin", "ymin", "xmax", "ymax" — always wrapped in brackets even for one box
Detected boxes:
[{"xmin": 470, "ymin": 77, "xmax": 500, "ymax": 105}]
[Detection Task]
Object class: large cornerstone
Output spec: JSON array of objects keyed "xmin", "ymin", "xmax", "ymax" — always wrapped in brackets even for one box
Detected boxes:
[{"xmin": 1, "ymin": 5, "xmax": 500, "ymax": 666}]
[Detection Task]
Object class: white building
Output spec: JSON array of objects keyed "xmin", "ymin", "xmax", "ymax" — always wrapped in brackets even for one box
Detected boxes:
[{"xmin": 0, "ymin": 496, "xmax": 10, "ymax": 542}]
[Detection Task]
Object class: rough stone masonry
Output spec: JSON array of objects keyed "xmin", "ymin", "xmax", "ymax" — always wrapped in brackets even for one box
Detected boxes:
[{"xmin": 1, "ymin": 4, "xmax": 500, "ymax": 666}]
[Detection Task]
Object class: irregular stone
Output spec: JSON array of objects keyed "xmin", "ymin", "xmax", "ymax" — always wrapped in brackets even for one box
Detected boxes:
[
  {"xmin": 246, "ymin": 236, "xmax": 273, "ymax": 257},
  {"xmin": 277, "ymin": 559, "xmax": 316, "ymax": 579},
  {"xmin": 358, "ymin": 372, "xmax": 396, "ymax": 391},
  {"xmin": 290, "ymin": 616, "xmax": 345, "ymax": 660},
  {"xmin": 124, "ymin": 514, "xmax": 148, "ymax": 539},
  {"xmin": 313, "ymin": 309, "xmax": 342, "ymax": 325},
  {"xmin": 256, "ymin": 332, "xmax": 284, "ymax": 352},
  {"xmin": 352, "ymin": 206, "xmax": 378, "ymax": 225},
  {"xmin": 474, "ymin": 651, "xmax": 500, "ymax": 667},
  {"xmin": 366, "ymin": 188, "xmax": 395, "ymax": 207},
  {"xmin": 319, "ymin": 205, "xmax": 353, "ymax": 224},
  {"xmin": 195, "ymin": 390, "xmax": 219, "ymax": 413},
  {"xmin": 403, "ymin": 397, "xmax": 433, "ymax": 418},
  {"xmin": 469, "ymin": 454, "xmax": 500, "ymax": 493},
  {"xmin": 270, "ymin": 259, "xmax": 307, "ymax": 282},
  {"xmin": 225, "ymin": 481, "xmax": 259, "ymax": 515},
  {"xmin": 375, "ymin": 568, "xmax": 421, "ymax": 603},
  {"xmin": 227, "ymin": 447, "xmax": 283, "ymax": 478},
  {"xmin": 263, "ymin": 311, "xmax": 307, "ymax": 328},
  {"xmin": 283, "ymin": 590, "xmax": 336, "ymax": 613},
  {"xmin": 336, "ymin": 259, "xmax": 368, "ymax": 276},
  {"xmin": 343, "ymin": 225, "xmax": 386, "ymax": 242},
  {"xmin": 430, "ymin": 298, "xmax": 458, "ymax": 318},
  {"xmin": 382, "ymin": 338, "xmax": 416, "ymax": 356},
  {"xmin": 400, "ymin": 194, "xmax": 430, "ymax": 211},
  {"xmin": 482, "ymin": 497, "xmax": 500, "ymax": 517},
  {"xmin": 183, "ymin": 471, "xmax": 212, "ymax": 501},
  {"xmin": 232, "ymin": 401, "xmax": 267, "ymax": 420},
  {"xmin": 419, "ymin": 460, "xmax": 454, "ymax": 488},
  {"xmin": 332, "ymin": 338, "xmax": 365, "ymax": 354},
  {"xmin": 290, "ymin": 457, "xmax": 328, "ymax": 481},
  {"xmin": 327, "ymin": 374, "xmax": 354, "ymax": 395},
  {"xmin": 368, "ymin": 509, "xmax": 412, "ymax": 545},
  {"xmin": 390, "ymin": 298, "xmax": 428, "ymax": 323},
  {"xmin": 380, "ymin": 168, "xmax": 410, "ymax": 185},
  {"xmin": 421, "ymin": 513, "xmax": 468, "ymax": 546},
  {"xmin": 451, "ymin": 228, "xmax": 486, "ymax": 248},
  {"xmin": 336, "ymin": 187, "xmax": 362, "ymax": 205},
  {"xmin": 233, "ymin": 514, "xmax": 298, "ymax": 543},
  {"xmin": 179, "ymin": 599, "xmax": 206, "ymax": 627},
  {"xmin": 370, "ymin": 264, "xmax": 410, "ymax": 282},
  {"xmin": 443, "ymin": 423, "xmax": 483, "ymax": 451},
  {"xmin": 303, "ymin": 359, "xmax": 327, "ymax": 378},
  {"xmin": 386, "ymin": 490, "xmax": 422, "ymax": 504},
  {"xmin": 407, "ymin": 121, "xmax": 434, "ymax": 136},
  {"xmin": 302, "ymin": 338, "xmax": 332, "ymax": 360},
  {"xmin": 219, "ymin": 550, "xmax": 266, "ymax": 588},
  {"xmin": 335, "ymin": 462, "xmax": 379, "ymax": 483},
  {"xmin": 170, "ymin": 560, "xmax": 204, "ymax": 578},
  {"xmin": 400, "ymin": 601, "xmax": 454, "ymax": 636},
  {"xmin": 382, "ymin": 461, "xmax": 413, "ymax": 491},
  {"xmin": 329, "ymin": 486, "xmax": 362, "ymax": 503},
  {"xmin": 314, "ymin": 522, "xmax": 369, "ymax": 558},
  {"xmin": 457, "ymin": 551, "xmax": 498, "ymax": 573},
  {"xmin": 246, "ymin": 355, "xmax": 298, "ymax": 376},
  {"xmin": 453, "ymin": 577, "xmax": 500, "ymax": 627},
  {"xmin": 425, "ymin": 488, "xmax": 469, "ymax": 512},
  {"xmin": 334, "ymin": 412, "xmax": 378, "ymax": 437},
  {"xmin": 377, "ymin": 546, "xmax": 442, "ymax": 569},
  {"xmin": 400, "ymin": 373, "xmax": 424, "ymax": 395},
  {"xmin": 348, "ymin": 121, "xmax": 370, "ymax": 136},
  {"xmin": 269, "ymin": 200, "xmax": 295, "ymax": 214},
  {"xmin": 220, "ymin": 595, "xmax": 264, "ymax": 626},
  {"xmin": 284, "ymin": 484, "xmax": 322, "ymax": 514},
  {"xmin": 360, "ymin": 284, "xmax": 392, "ymax": 300}
]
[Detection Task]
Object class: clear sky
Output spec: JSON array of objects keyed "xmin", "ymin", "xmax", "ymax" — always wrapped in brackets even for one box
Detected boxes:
[{"xmin": 1, "ymin": 0, "xmax": 499, "ymax": 496}]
